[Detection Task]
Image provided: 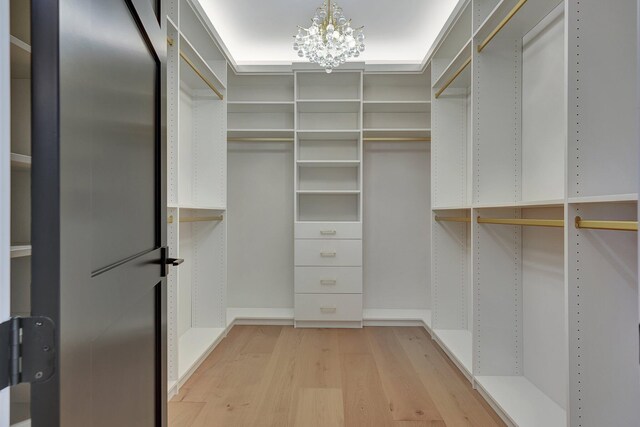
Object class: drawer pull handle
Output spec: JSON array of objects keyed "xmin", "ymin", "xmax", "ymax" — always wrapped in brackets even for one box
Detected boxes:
[
  {"xmin": 320, "ymin": 230, "xmax": 337, "ymax": 235},
  {"xmin": 320, "ymin": 279, "xmax": 337, "ymax": 286},
  {"xmin": 320, "ymin": 252, "xmax": 336, "ymax": 258},
  {"xmin": 320, "ymin": 307, "xmax": 337, "ymax": 314}
]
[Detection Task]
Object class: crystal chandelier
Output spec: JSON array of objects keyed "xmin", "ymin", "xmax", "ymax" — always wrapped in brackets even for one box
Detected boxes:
[{"xmin": 293, "ymin": 0, "xmax": 365, "ymax": 73}]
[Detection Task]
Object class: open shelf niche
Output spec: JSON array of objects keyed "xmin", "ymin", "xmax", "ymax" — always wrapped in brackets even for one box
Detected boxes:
[{"xmin": 166, "ymin": 0, "xmax": 227, "ymax": 396}]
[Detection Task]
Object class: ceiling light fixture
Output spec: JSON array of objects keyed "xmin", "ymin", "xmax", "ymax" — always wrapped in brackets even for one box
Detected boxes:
[{"xmin": 293, "ymin": 0, "xmax": 365, "ymax": 73}]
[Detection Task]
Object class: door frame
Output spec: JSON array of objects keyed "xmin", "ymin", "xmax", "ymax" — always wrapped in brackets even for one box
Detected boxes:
[{"xmin": 0, "ymin": 0, "xmax": 11, "ymax": 424}]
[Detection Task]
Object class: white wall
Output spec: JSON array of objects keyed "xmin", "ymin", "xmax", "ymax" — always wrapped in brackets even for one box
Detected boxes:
[
  {"xmin": 363, "ymin": 142, "xmax": 431, "ymax": 309},
  {"xmin": 227, "ymin": 142, "xmax": 294, "ymax": 308}
]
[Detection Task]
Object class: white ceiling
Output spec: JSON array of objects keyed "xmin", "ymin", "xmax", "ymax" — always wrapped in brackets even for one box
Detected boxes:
[{"xmin": 198, "ymin": 0, "xmax": 460, "ymax": 66}]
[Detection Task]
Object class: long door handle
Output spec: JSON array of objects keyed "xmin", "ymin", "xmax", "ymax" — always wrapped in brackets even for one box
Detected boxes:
[{"xmin": 166, "ymin": 258, "xmax": 184, "ymax": 266}]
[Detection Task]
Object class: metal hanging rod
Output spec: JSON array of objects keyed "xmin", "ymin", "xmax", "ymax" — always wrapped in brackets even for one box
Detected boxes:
[
  {"xmin": 435, "ymin": 216, "xmax": 470, "ymax": 223},
  {"xmin": 477, "ymin": 0, "xmax": 528, "ymax": 53},
  {"xmin": 477, "ymin": 217, "xmax": 564, "ymax": 228},
  {"xmin": 434, "ymin": 57, "xmax": 471, "ymax": 99},
  {"xmin": 364, "ymin": 137, "xmax": 431, "ymax": 142},
  {"xmin": 168, "ymin": 215, "xmax": 223, "ymax": 224},
  {"xmin": 167, "ymin": 37, "xmax": 224, "ymax": 101},
  {"xmin": 227, "ymin": 137, "xmax": 294, "ymax": 142},
  {"xmin": 574, "ymin": 217, "xmax": 638, "ymax": 232}
]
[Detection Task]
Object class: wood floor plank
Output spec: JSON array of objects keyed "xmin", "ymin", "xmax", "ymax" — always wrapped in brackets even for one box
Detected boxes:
[
  {"xmin": 246, "ymin": 326, "xmax": 306, "ymax": 426},
  {"xmin": 340, "ymin": 353, "xmax": 395, "ymax": 427},
  {"xmin": 394, "ymin": 327, "xmax": 505, "ymax": 427},
  {"xmin": 365, "ymin": 327, "xmax": 444, "ymax": 422},
  {"xmin": 292, "ymin": 388, "xmax": 345, "ymax": 427},
  {"xmin": 294, "ymin": 328, "xmax": 342, "ymax": 388},
  {"xmin": 239, "ymin": 325, "xmax": 283, "ymax": 354},
  {"xmin": 168, "ymin": 401, "xmax": 205, "ymax": 427},
  {"xmin": 175, "ymin": 326, "xmax": 258, "ymax": 403},
  {"xmin": 337, "ymin": 328, "xmax": 372, "ymax": 354}
]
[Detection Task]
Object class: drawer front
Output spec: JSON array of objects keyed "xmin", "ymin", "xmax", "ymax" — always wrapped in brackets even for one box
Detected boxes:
[
  {"xmin": 295, "ymin": 294, "xmax": 363, "ymax": 321},
  {"xmin": 295, "ymin": 267, "xmax": 362, "ymax": 294},
  {"xmin": 295, "ymin": 222, "xmax": 362, "ymax": 239},
  {"xmin": 295, "ymin": 239, "xmax": 362, "ymax": 267}
]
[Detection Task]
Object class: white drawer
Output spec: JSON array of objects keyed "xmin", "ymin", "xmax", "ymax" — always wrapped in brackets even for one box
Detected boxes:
[
  {"xmin": 295, "ymin": 239, "xmax": 362, "ymax": 267},
  {"xmin": 295, "ymin": 222, "xmax": 362, "ymax": 239},
  {"xmin": 295, "ymin": 267, "xmax": 362, "ymax": 294},
  {"xmin": 295, "ymin": 294, "xmax": 363, "ymax": 321}
]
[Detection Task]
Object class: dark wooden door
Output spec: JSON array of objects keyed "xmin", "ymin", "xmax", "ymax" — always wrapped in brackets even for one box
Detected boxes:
[{"xmin": 31, "ymin": 0, "xmax": 167, "ymax": 425}]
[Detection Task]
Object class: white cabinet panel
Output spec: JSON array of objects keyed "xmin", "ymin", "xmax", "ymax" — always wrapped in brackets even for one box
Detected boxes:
[
  {"xmin": 295, "ymin": 293, "xmax": 363, "ymax": 321},
  {"xmin": 294, "ymin": 239, "xmax": 362, "ymax": 267},
  {"xmin": 295, "ymin": 222, "xmax": 362, "ymax": 239},
  {"xmin": 295, "ymin": 266, "xmax": 362, "ymax": 294}
]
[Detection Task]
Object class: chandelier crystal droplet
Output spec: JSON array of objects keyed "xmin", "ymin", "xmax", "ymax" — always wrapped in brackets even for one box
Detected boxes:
[{"xmin": 293, "ymin": 0, "xmax": 365, "ymax": 73}]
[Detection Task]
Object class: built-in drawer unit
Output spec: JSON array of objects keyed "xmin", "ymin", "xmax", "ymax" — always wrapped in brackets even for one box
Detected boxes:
[
  {"xmin": 294, "ymin": 239, "xmax": 362, "ymax": 267},
  {"xmin": 295, "ymin": 222, "xmax": 362, "ymax": 239},
  {"xmin": 294, "ymin": 293, "xmax": 363, "ymax": 321},
  {"xmin": 294, "ymin": 266, "xmax": 362, "ymax": 294}
]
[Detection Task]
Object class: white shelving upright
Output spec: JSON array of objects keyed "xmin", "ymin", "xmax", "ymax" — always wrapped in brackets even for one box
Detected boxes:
[
  {"xmin": 294, "ymin": 70, "xmax": 364, "ymax": 327},
  {"xmin": 166, "ymin": 0, "xmax": 228, "ymax": 398},
  {"xmin": 431, "ymin": 0, "xmax": 639, "ymax": 426}
]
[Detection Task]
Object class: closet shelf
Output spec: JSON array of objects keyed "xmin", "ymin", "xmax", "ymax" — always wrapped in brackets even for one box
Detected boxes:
[
  {"xmin": 297, "ymin": 130, "xmax": 361, "ymax": 140},
  {"xmin": 10, "ymin": 153, "xmax": 32, "ymax": 170},
  {"xmin": 433, "ymin": 205, "xmax": 471, "ymax": 211},
  {"xmin": 228, "ymin": 129, "xmax": 294, "ymax": 139},
  {"xmin": 475, "ymin": 376, "xmax": 566, "ymax": 427},
  {"xmin": 227, "ymin": 101, "xmax": 294, "ymax": 113},
  {"xmin": 363, "ymin": 129, "xmax": 431, "ymax": 138},
  {"xmin": 178, "ymin": 327, "xmax": 226, "ymax": 382},
  {"xmin": 568, "ymin": 193, "xmax": 638, "ymax": 204},
  {"xmin": 433, "ymin": 329, "xmax": 473, "ymax": 375},
  {"xmin": 363, "ymin": 100, "xmax": 431, "ymax": 113},
  {"xmin": 296, "ymin": 190, "xmax": 360, "ymax": 195},
  {"xmin": 167, "ymin": 203, "xmax": 226, "ymax": 211},
  {"xmin": 297, "ymin": 99, "xmax": 361, "ymax": 113},
  {"xmin": 172, "ymin": 32, "xmax": 225, "ymax": 98},
  {"xmin": 474, "ymin": 0, "xmax": 562, "ymax": 45},
  {"xmin": 297, "ymin": 160, "xmax": 360, "ymax": 168},
  {"xmin": 10, "ymin": 35, "xmax": 31, "ymax": 79},
  {"xmin": 10, "ymin": 245, "xmax": 32, "ymax": 258},
  {"xmin": 473, "ymin": 199, "xmax": 565, "ymax": 209},
  {"xmin": 433, "ymin": 39, "xmax": 472, "ymax": 97}
]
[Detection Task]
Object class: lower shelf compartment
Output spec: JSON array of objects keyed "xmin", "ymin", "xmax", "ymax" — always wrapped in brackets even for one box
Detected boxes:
[
  {"xmin": 475, "ymin": 376, "xmax": 566, "ymax": 427},
  {"xmin": 432, "ymin": 329, "xmax": 472, "ymax": 375},
  {"xmin": 178, "ymin": 327, "xmax": 226, "ymax": 381}
]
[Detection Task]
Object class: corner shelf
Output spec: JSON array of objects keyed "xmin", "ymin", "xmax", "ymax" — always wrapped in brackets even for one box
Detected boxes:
[
  {"xmin": 10, "ymin": 153, "xmax": 31, "ymax": 170},
  {"xmin": 432, "ymin": 38, "xmax": 472, "ymax": 92},
  {"xmin": 432, "ymin": 329, "xmax": 473, "ymax": 376},
  {"xmin": 475, "ymin": 376, "xmax": 566, "ymax": 427},
  {"xmin": 10, "ymin": 245, "xmax": 32, "ymax": 259},
  {"xmin": 10, "ymin": 35, "xmax": 31, "ymax": 79}
]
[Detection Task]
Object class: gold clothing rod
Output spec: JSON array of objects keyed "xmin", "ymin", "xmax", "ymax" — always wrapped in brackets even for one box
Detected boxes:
[
  {"xmin": 477, "ymin": 217, "xmax": 564, "ymax": 228},
  {"xmin": 168, "ymin": 215, "xmax": 224, "ymax": 224},
  {"xmin": 434, "ymin": 57, "xmax": 471, "ymax": 99},
  {"xmin": 575, "ymin": 217, "xmax": 638, "ymax": 232},
  {"xmin": 435, "ymin": 216, "xmax": 470, "ymax": 223},
  {"xmin": 168, "ymin": 37, "xmax": 224, "ymax": 100},
  {"xmin": 477, "ymin": 0, "xmax": 528, "ymax": 53}
]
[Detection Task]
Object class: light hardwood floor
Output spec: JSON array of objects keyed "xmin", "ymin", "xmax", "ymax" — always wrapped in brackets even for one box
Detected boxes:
[{"xmin": 169, "ymin": 326, "xmax": 505, "ymax": 427}]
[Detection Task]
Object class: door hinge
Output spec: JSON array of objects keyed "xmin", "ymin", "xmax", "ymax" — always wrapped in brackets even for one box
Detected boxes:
[{"xmin": 0, "ymin": 316, "xmax": 56, "ymax": 391}]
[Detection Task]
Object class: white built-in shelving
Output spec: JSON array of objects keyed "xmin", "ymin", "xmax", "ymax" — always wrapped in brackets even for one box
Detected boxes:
[
  {"xmin": 166, "ymin": 0, "xmax": 228, "ymax": 398},
  {"xmin": 430, "ymin": 0, "xmax": 639, "ymax": 426}
]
